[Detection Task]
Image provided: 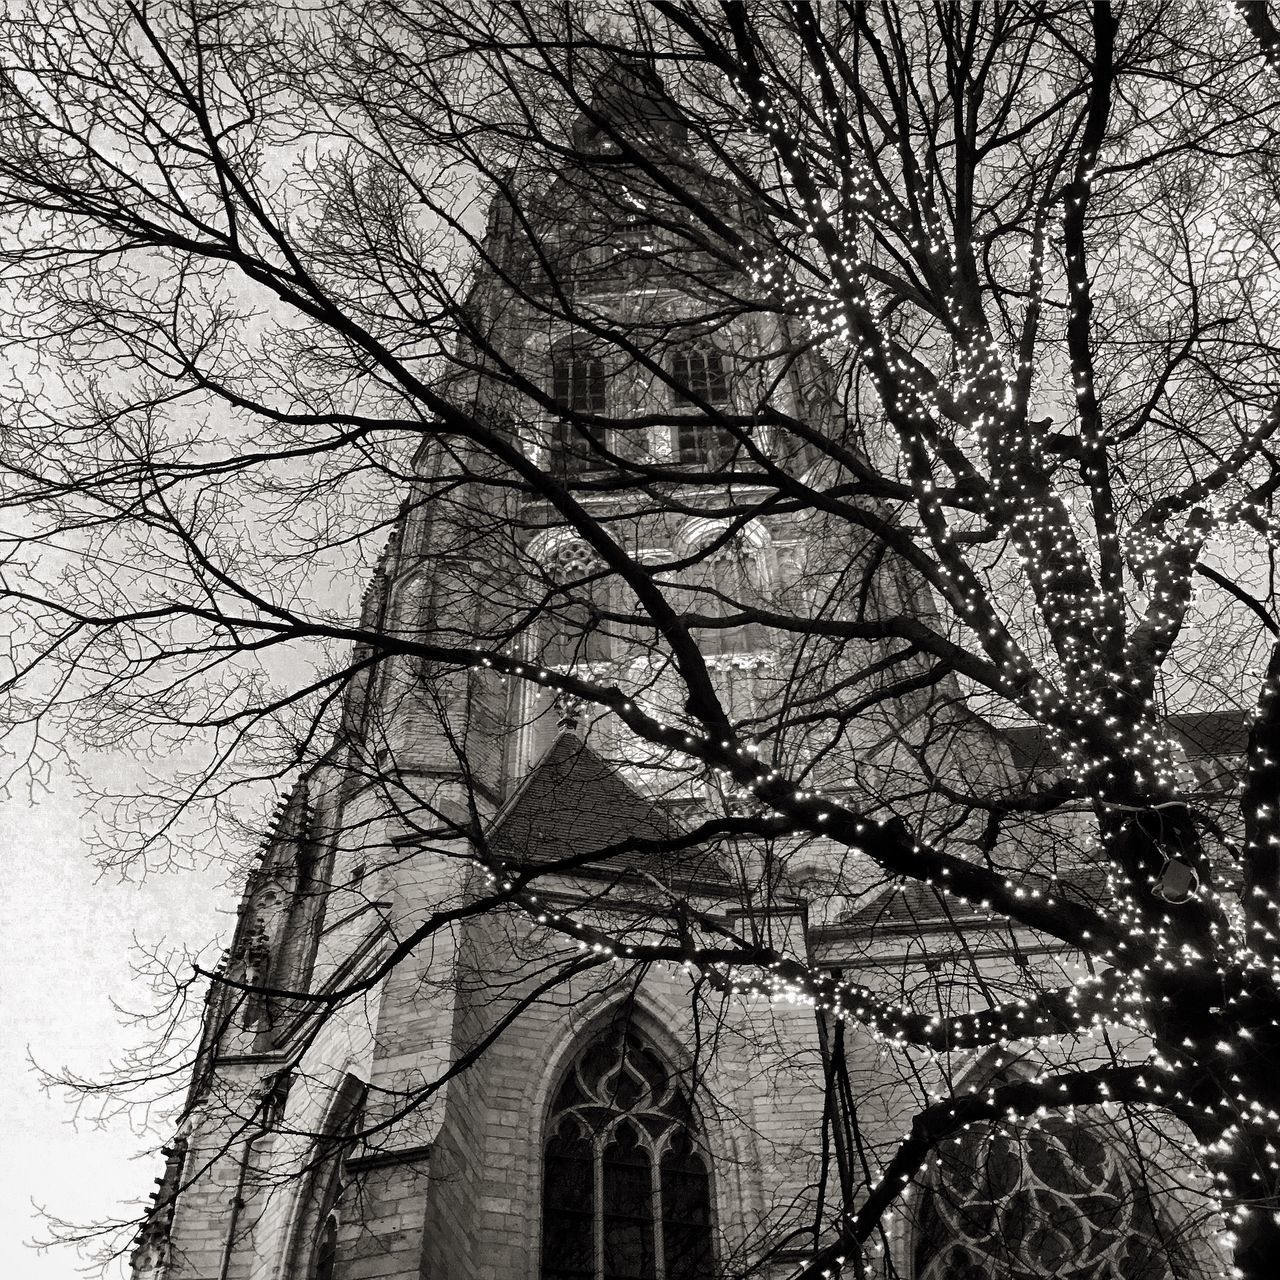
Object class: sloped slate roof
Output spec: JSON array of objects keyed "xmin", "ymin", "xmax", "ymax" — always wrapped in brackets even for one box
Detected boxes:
[
  {"xmin": 1003, "ymin": 708, "xmax": 1248, "ymax": 771},
  {"xmin": 837, "ymin": 865, "xmax": 1114, "ymax": 934},
  {"xmin": 1171, "ymin": 709, "xmax": 1250, "ymax": 758},
  {"xmin": 486, "ymin": 732, "xmax": 714, "ymax": 880},
  {"xmin": 838, "ymin": 880, "xmax": 957, "ymax": 933}
]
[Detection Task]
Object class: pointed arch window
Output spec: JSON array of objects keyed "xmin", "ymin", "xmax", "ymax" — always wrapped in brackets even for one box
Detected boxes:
[
  {"xmin": 289, "ymin": 1076, "xmax": 365, "ymax": 1280},
  {"xmin": 673, "ymin": 525, "xmax": 771, "ymax": 657},
  {"xmin": 311, "ymin": 1211, "xmax": 339, "ymax": 1280},
  {"xmin": 551, "ymin": 345, "xmax": 608, "ymax": 476},
  {"xmin": 914, "ymin": 1106, "xmax": 1196, "ymax": 1280},
  {"xmin": 302, "ymin": 1148, "xmax": 354, "ymax": 1280},
  {"xmin": 541, "ymin": 1024, "xmax": 713, "ymax": 1280},
  {"xmin": 668, "ymin": 347, "xmax": 734, "ymax": 467}
]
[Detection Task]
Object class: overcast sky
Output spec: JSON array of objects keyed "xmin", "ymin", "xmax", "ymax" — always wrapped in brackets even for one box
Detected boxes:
[{"xmin": 1, "ymin": 773, "xmax": 227, "ymax": 1280}]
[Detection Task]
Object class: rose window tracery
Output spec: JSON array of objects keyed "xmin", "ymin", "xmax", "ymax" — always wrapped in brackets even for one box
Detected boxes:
[
  {"xmin": 914, "ymin": 1111, "xmax": 1193, "ymax": 1280},
  {"xmin": 545, "ymin": 538, "xmax": 606, "ymax": 584},
  {"xmin": 535, "ymin": 538, "xmax": 611, "ymax": 669}
]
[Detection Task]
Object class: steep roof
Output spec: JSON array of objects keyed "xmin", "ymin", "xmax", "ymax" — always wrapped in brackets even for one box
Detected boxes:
[
  {"xmin": 839, "ymin": 711, "xmax": 1251, "ymax": 939},
  {"xmin": 1003, "ymin": 708, "xmax": 1248, "ymax": 772},
  {"xmin": 486, "ymin": 732, "xmax": 722, "ymax": 882},
  {"xmin": 834, "ymin": 866, "xmax": 1113, "ymax": 937},
  {"xmin": 1169, "ymin": 709, "xmax": 1250, "ymax": 758}
]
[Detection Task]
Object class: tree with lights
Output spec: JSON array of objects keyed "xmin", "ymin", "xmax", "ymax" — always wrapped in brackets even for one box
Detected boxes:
[{"xmin": 6, "ymin": 2, "xmax": 1280, "ymax": 1278}]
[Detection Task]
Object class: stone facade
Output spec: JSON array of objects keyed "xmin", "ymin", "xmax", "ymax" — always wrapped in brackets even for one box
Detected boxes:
[{"xmin": 132, "ymin": 67, "xmax": 1229, "ymax": 1280}]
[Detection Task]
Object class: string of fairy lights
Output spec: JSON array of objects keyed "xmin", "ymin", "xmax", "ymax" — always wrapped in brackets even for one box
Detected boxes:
[
  {"xmin": 453, "ymin": 6, "xmax": 1280, "ymax": 1275},
  {"xmin": 206, "ymin": 6, "xmax": 1280, "ymax": 1277},
  {"xmin": 447, "ymin": 621, "xmax": 1265, "ymax": 1272},
  {"xmin": 455, "ymin": 74, "xmax": 1280, "ymax": 1232}
]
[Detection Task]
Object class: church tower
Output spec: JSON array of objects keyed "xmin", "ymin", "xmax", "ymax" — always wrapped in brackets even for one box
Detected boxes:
[{"xmin": 129, "ymin": 59, "xmax": 1220, "ymax": 1280}]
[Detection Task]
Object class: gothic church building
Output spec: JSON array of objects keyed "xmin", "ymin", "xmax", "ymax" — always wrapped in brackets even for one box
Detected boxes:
[{"xmin": 130, "ymin": 63, "xmax": 1225, "ymax": 1280}]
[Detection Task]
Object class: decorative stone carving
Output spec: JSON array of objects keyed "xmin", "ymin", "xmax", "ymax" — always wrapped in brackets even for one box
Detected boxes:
[
  {"xmin": 915, "ymin": 1109, "xmax": 1192, "ymax": 1280},
  {"xmin": 553, "ymin": 691, "xmax": 592, "ymax": 731},
  {"xmin": 129, "ymin": 1137, "xmax": 187, "ymax": 1280},
  {"xmin": 544, "ymin": 536, "xmax": 605, "ymax": 583}
]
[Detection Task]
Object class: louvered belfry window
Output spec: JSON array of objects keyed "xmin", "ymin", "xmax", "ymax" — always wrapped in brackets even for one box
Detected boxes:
[
  {"xmin": 541, "ymin": 1024, "xmax": 713, "ymax": 1280},
  {"xmin": 554, "ymin": 351, "xmax": 608, "ymax": 415},
  {"xmin": 668, "ymin": 347, "xmax": 734, "ymax": 466},
  {"xmin": 550, "ymin": 346, "xmax": 608, "ymax": 475}
]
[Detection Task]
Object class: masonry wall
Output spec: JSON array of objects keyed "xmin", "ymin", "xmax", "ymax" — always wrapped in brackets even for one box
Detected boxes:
[
  {"xmin": 415, "ymin": 888, "xmax": 834, "ymax": 1280},
  {"xmin": 147, "ymin": 824, "xmax": 1227, "ymax": 1280}
]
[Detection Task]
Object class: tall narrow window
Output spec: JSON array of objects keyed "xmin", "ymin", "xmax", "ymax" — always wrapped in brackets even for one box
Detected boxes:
[
  {"xmin": 541, "ymin": 537, "xmax": 612, "ymax": 667},
  {"xmin": 669, "ymin": 347, "xmax": 727, "ymax": 406},
  {"xmin": 660, "ymin": 1132, "xmax": 714, "ymax": 1280},
  {"xmin": 551, "ymin": 346, "xmax": 608, "ymax": 475},
  {"xmin": 540, "ymin": 1023, "xmax": 713, "ymax": 1280},
  {"xmin": 311, "ymin": 1212, "xmax": 339, "ymax": 1280},
  {"xmin": 668, "ymin": 347, "xmax": 734, "ymax": 466},
  {"xmin": 291, "ymin": 1076, "xmax": 365, "ymax": 1280},
  {"xmin": 543, "ymin": 1118, "xmax": 596, "ymax": 1280},
  {"xmin": 554, "ymin": 352, "xmax": 608, "ymax": 414},
  {"xmin": 602, "ymin": 1122, "xmax": 656, "ymax": 1280},
  {"xmin": 676, "ymin": 533, "xmax": 770, "ymax": 657}
]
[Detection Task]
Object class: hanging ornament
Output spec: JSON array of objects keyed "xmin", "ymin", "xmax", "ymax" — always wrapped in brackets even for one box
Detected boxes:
[
  {"xmin": 1153, "ymin": 856, "xmax": 1199, "ymax": 904},
  {"xmin": 554, "ymin": 690, "xmax": 589, "ymax": 731}
]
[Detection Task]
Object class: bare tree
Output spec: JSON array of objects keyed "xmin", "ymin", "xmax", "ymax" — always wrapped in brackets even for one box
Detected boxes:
[{"xmin": 5, "ymin": 2, "xmax": 1280, "ymax": 1277}]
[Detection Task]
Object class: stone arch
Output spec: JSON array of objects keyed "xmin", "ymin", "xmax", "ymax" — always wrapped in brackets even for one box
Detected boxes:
[
  {"xmin": 499, "ymin": 987, "xmax": 753, "ymax": 1280},
  {"xmin": 278, "ymin": 1073, "xmax": 367, "ymax": 1280},
  {"xmin": 674, "ymin": 516, "xmax": 770, "ymax": 559},
  {"xmin": 670, "ymin": 518, "xmax": 773, "ymax": 660},
  {"xmin": 532, "ymin": 993, "xmax": 716, "ymax": 1139},
  {"xmin": 523, "ymin": 531, "xmax": 612, "ymax": 670},
  {"xmin": 533, "ymin": 996, "xmax": 722, "ymax": 1280}
]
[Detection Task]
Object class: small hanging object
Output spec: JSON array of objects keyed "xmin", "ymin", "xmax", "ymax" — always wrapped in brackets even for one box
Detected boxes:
[
  {"xmin": 1154, "ymin": 856, "xmax": 1199, "ymax": 904},
  {"xmin": 554, "ymin": 691, "xmax": 589, "ymax": 731}
]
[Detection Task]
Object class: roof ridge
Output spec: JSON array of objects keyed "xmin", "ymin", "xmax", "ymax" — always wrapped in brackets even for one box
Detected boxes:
[
  {"xmin": 485, "ymin": 730, "xmax": 677, "ymax": 870},
  {"xmin": 485, "ymin": 728, "xmax": 591, "ymax": 839}
]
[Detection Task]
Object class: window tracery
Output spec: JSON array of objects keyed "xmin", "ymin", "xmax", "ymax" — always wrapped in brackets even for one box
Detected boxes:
[
  {"xmin": 541, "ymin": 1023, "xmax": 713, "ymax": 1280},
  {"xmin": 672, "ymin": 524, "xmax": 770, "ymax": 657},
  {"xmin": 914, "ymin": 1110, "xmax": 1193, "ymax": 1280},
  {"xmin": 545, "ymin": 538, "xmax": 606, "ymax": 584},
  {"xmin": 553, "ymin": 349, "xmax": 608, "ymax": 415},
  {"xmin": 539, "ymin": 538, "xmax": 612, "ymax": 667}
]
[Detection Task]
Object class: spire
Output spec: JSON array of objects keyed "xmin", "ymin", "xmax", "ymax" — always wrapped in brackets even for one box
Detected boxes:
[{"xmin": 571, "ymin": 59, "xmax": 687, "ymax": 151}]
